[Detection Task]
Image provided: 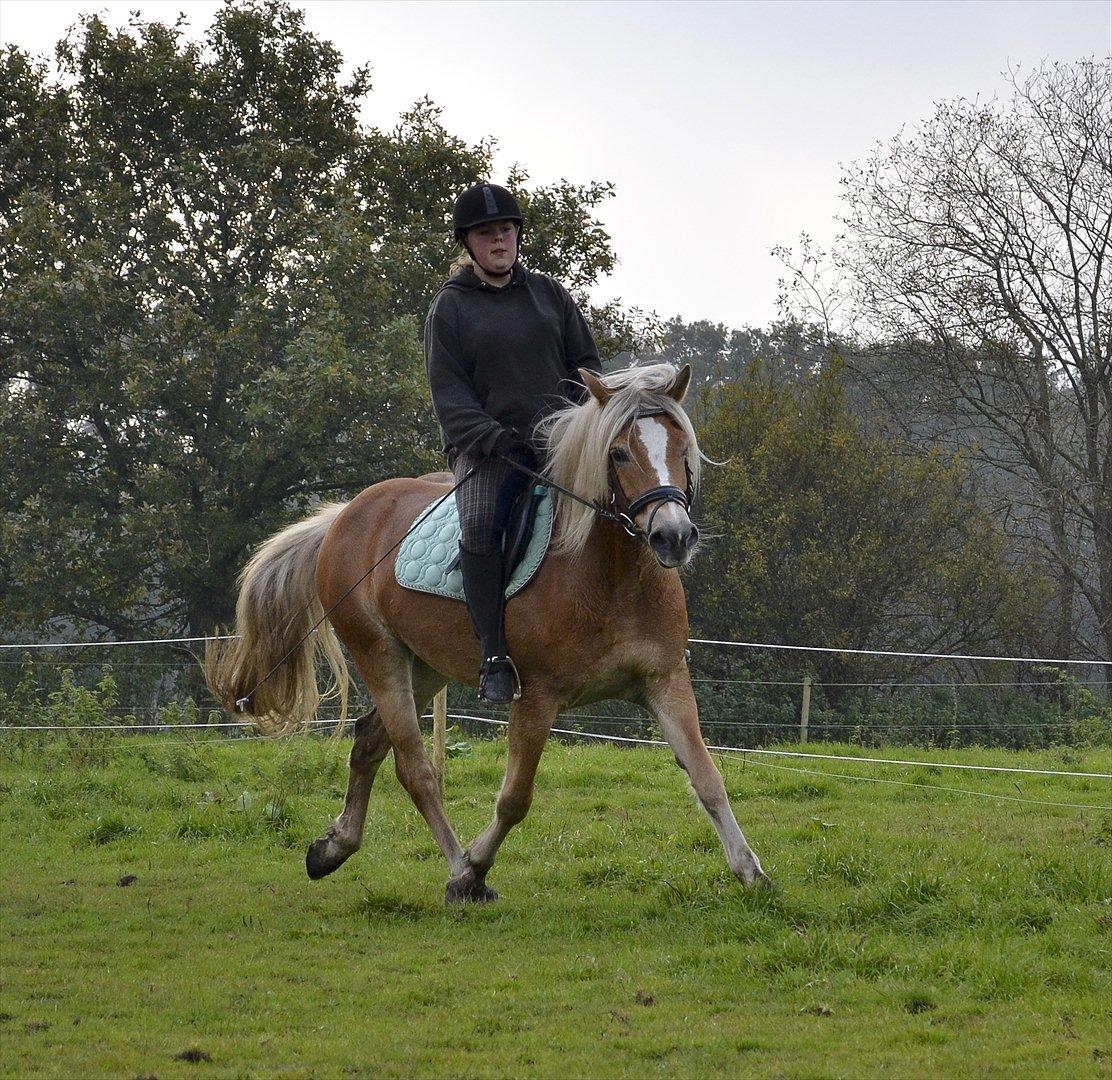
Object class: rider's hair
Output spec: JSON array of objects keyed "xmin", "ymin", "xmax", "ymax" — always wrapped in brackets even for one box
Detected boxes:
[{"xmin": 449, "ymin": 250, "xmax": 473, "ymax": 275}]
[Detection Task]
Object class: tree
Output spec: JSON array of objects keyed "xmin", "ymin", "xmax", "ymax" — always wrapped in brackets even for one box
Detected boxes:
[
  {"xmin": 832, "ymin": 60, "xmax": 1111, "ymax": 664},
  {"xmin": 648, "ymin": 316, "xmax": 831, "ymax": 422},
  {"xmin": 0, "ymin": 1, "xmax": 632, "ymax": 639},
  {"xmin": 685, "ymin": 361, "xmax": 1047, "ymax": 687}
]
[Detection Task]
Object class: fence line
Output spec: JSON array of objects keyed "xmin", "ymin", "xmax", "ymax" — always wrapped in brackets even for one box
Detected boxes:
[
  {"xmin": 2, "ymin": 701, "xmax": 1088, "ymax": 730},
  {"xmin": 456, "ymin": 715, "xmax": 1111, "ymax": 810},
  {"xmin": 442, "ymin": 709, "xmax": 1086, "ymax": 732},
  {"xmin": 441, "ymin": 715, "xmax": 1109, "ymax": 780},
  {"xmin": 709, "ymin": 755, "xmax": 1112, "ymax": 812},
  {"xmin": 0, "ymin": 659, "xmax": 202, "ymax": 668},
  {"xmin": 688, "ymin": 639, "xmax": 1104, "ymax": 667},
  {"xmin": 4, "ymin": 712, "xmax": 1107, "ymax": 803},
  {"xmin": 0, "ymin": 635, "xmax": 234, "ymax": 650},
  {"xmin": 690, "ymin": 676, "xmax": 1111, "ymax": 688},
  {"xmin": 460, "ymin": 715, "xmax": 1082, "ymax": 731},
  {"xmin": 6, "ymin": 653, "xmax": 1107, "ymax": 689},
  {"xmin": 2, "ymin": 712, "xmax": 1097, "ymax": 737},
  {"xmin": 2, "ymin": 633, "xmax": 1102, "ymax": 667}
]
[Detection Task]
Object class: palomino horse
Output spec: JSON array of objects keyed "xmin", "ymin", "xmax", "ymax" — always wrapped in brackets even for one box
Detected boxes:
[{"xmin": 205, "ymin": 363, "xmax": 769, "ymax": 901}]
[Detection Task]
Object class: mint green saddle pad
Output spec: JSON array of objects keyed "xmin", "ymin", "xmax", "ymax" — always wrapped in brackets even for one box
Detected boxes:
[{"xmin": 395, "ymin": 485, "xmax": 554, "ymax": 601}]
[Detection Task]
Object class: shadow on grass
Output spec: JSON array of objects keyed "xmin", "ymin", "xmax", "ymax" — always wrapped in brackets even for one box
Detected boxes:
[{"xmin": 354, "ymin": 887, "xmax": 437, "ymax": 923}]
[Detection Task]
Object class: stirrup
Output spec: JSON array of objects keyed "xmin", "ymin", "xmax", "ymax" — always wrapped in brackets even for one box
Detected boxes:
[{"xmin": 478, "ymin": 655, "xmax": 522, "ymax": 703}]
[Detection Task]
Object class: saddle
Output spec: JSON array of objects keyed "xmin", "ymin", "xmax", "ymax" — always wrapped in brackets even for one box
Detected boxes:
[{"xmin": 395, "ymin": 484, "xmax": 553, "ymax": 602}]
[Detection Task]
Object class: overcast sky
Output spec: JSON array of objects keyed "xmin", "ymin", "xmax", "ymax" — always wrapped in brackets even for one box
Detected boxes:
[{"xmin": 2, "ymin": 0, "xmax": 1108, "ymax": 329}]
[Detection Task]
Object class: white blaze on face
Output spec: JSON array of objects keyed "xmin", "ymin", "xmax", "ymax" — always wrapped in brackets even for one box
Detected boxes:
[{"xmin": 633, "ymin": 417, "xmax": 688, "ymax": 531}]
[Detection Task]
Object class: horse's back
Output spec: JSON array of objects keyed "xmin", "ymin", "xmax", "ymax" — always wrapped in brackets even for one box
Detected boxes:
[{"xmin": 317, "ymin": 474, "xmax": 452, "ymax": 605}]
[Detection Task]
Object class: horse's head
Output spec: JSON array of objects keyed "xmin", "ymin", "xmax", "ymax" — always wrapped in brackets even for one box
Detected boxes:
[{"xmin": 580, "ymin": 364, "xmax": 700, "ymax": 568}]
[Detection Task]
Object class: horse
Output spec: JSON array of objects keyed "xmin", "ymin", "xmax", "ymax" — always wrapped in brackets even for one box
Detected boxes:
[{"xmin": 205, "ymin": 362, "xmax": 770, "ymax": 902}]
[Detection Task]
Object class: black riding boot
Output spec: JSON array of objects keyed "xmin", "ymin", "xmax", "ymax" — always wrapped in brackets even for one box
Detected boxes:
[{"xmin": 458, "ymin": 547, "xmax": 520, "ymax": 704}]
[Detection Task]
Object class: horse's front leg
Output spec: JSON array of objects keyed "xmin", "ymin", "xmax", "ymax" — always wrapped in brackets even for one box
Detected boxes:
[
  {"xmin": 648, "ymin": 668, "xmax": 771, "ymax": 888},
  {"xmin": 448, "ymin": 689, "xmax": 556, "ymax": 904}
]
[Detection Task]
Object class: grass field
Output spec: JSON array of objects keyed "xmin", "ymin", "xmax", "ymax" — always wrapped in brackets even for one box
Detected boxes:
[{"xmin": 1, "ymin": 730, "xmax": 1110, "ymax": 1078}]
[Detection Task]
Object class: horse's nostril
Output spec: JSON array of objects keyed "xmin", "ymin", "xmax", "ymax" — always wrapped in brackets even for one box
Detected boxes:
[{"xmin": 687, "ymin": 523, "xmax": 700, "ymax": 547}]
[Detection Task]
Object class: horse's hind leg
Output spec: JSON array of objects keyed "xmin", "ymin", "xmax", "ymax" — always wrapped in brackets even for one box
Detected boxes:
[
  {"xmin": 306, "ymin": 658, "xmax": 451, "ymax": 881},
  {"xmin": 450, "ymin": 689, "xmax": 556, "ymax": 904},
  {"xmin": 349, "ymin": 648, "xmax": 469, "ymax": 885},
  {"xmin": 306, "ymin": 708, "xmax": 392, "ymax": 880},
  {"xmin": 648, "ymin": 668, "xmax": 771, "ymax": 888}
]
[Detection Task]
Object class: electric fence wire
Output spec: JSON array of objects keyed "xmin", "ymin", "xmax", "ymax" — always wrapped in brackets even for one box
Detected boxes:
[
  {"xmin": 688, "ymin": 638, "xmax": 1103, "ymax": 666},
  {"xmin": 3, "ymin": 633, "xmax": 1105, "ymax": 668},
  {"xmin": 451, "ymin": 714, "xmax": 1112, "ymax": 810},
  {"xmin": 8, "ymin": 711, "xmax": 1108, "ymax": 782},
  {"xmin": 3, "ymin": 634, "xmax": 1109, "ymax": 784},
  {"xmin": 7, "ymin": 713, "xmax": 1107, "ymax": 809},
  {"xmin": 1, "ymin": 709, "xmax": 1094, "ymax": 731},
  {"xmin": 6, "ymin": 653, "xmax": 1107, "ymax": 690}
]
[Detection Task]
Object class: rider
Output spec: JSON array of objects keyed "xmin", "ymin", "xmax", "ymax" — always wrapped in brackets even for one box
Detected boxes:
[{"xmin": 424, "ymin": 182, "xmax": 601, "ymax": 704}]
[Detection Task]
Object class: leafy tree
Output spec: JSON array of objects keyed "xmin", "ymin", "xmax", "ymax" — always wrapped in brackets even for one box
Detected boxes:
[
  {"xmin": 685, "ymin": 361, "xmax": 1049, "ymax": 688},
  {"xmin": 647, "ymin": 316, "xmax": 832, "ymax": 425},
  {"xmin": 1, "ymin": 1, "xmax": 630, "ymax": 639}
]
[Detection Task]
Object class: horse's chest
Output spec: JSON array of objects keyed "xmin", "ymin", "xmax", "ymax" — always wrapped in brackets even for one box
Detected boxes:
[{"xmin": 555, "ymin": 628, "xmax": 678, "ymax": 705}]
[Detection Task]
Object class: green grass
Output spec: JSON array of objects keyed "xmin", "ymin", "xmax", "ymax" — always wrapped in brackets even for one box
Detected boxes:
[{"xmin": 1, "ymin": 732, "xmax": 1110, "ymax": 1078}]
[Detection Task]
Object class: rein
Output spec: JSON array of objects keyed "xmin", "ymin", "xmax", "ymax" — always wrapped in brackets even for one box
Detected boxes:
[{"xmin": 498, "ymin": 451, "xmax": 644, "ymax": 536}]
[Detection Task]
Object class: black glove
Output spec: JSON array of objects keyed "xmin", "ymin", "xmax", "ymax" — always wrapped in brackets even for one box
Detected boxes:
[{"xmin": 493, "ymin": 429, "xmax": 538, "ymax": 470}]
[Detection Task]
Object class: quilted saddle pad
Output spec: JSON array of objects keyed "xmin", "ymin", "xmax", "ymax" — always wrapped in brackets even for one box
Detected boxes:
[{"xmin": 395, "ymin": 485, "xmax": 554, "ymax": 601}]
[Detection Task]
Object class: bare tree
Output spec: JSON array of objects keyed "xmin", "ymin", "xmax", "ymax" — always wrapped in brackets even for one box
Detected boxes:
[{"xmin": 828, "ymin": 60, "xmax": 1111, "ymax": 666}]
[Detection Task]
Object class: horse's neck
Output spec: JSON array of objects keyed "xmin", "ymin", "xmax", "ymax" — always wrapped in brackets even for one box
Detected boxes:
[{"xmin": 580, "ymin": 519, "xmax": 667, "ymax": 597}]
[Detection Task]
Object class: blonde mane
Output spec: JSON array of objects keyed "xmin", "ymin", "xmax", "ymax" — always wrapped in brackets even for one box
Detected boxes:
[{"xmin": 534, "ymin": 363, "xmax": 702, "ymax": 555}]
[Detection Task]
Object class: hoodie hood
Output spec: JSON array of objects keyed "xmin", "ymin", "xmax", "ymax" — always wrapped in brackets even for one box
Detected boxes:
[{"xmin": 443, "ymin": 263, "xmax": 526, "ymax": 293}]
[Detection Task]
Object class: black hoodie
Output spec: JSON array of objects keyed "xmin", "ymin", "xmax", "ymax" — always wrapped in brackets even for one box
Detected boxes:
[{"xmin": 424, "ymin": 264, "xmax": 601, "ymax": 459}]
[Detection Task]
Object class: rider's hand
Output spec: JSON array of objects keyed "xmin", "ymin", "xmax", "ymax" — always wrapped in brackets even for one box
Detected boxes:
[{"xmin": 493, "ymin": 429, "xmax": 537, "ymax": 469}]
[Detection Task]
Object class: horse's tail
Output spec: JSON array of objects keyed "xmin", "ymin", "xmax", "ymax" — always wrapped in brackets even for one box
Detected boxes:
[{"xmin": 204, "ymin": 503, "xmax": 351, "ymax": 736}]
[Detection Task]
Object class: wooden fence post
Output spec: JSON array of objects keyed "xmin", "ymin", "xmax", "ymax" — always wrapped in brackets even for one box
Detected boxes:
[
  {"xmin": 800, "ymin": 675, "xmax": 812, "ymax": 744},
  {"xmin": 432, "ymin": 687, "xmax": 448, "ymax": 795}
]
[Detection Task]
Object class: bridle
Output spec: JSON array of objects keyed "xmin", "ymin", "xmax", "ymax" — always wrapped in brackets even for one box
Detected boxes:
[{"xmin": 607, "ymin": 409, "xmax": 694, "ymax": 538}]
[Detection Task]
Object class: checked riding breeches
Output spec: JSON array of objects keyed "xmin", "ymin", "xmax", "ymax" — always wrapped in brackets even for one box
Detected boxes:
[{"xmin": 451, "ymin": 453, "xmax": 530, "ymax": 557}]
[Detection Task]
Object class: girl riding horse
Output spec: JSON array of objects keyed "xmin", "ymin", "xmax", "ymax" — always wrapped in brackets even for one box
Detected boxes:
[
  {"xmin": 426, "ymin": 182, "xmax": 601, "ymax": 703},
  {"xmin": 205, "ymin": 357, "xmax": 771, "ymax": 902}
]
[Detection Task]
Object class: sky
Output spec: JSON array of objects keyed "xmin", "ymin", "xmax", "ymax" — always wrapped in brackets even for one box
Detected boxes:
[{"xmin": 2, "ymin": 0, "xmax": 1108, "ymax": 329}]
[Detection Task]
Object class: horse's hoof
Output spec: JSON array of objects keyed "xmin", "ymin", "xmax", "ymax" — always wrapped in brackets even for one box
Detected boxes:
[
  {"xmin": 741, "ymin": 867, "xmax": 774, "ymax": 891},
  {"xmin": 445, "ymin": 873, "xmax": 499, "ymax": 905},
  {"xmin": 305, "ymin": 836, "xmax": 354, "ymax": 880},
  {"xmin": 735, "ymin": 862, "xmax": 774, "ymax": 890}
]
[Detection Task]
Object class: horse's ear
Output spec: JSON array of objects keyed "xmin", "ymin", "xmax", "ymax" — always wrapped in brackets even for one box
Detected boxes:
[
  {"xmin": 668, "ymin": 364, "xmax": 692, "ymax": 403},
  {"xmin": 579, "ymin": 367, "xmax": 614, "ymax": 405}
]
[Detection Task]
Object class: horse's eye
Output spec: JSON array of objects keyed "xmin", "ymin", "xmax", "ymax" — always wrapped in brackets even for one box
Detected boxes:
[{"xmin": 610, "ymin": 447, "xmax": 631, "ymax": 465}]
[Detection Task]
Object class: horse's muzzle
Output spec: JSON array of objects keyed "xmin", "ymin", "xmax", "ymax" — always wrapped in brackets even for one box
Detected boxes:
[{"xmin": 649, "ymin": 519, "xmax": 700, "ymax": 568}]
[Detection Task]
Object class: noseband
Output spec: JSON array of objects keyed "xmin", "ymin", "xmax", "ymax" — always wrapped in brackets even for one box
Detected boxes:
[{"xmin": 609, "ymin": 468, "xmax": 692, "ymax": 539}]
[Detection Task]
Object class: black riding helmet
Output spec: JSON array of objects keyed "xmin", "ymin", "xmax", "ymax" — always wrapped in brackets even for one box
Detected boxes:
[{"xmin": 452, "ymin": 182, "xmax": 524, "ymax": 245}]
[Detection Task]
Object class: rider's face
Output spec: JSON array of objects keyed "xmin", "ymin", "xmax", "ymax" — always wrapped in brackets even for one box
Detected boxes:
[{"xmin": 467, "ymin": 218, "xmax": 519, "ymax": 276}]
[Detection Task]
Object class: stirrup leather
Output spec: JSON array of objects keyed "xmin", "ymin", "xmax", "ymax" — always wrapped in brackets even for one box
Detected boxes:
[{"xmin": 478, "ymin": 655, "xmax": 522, "ymax": 702}]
